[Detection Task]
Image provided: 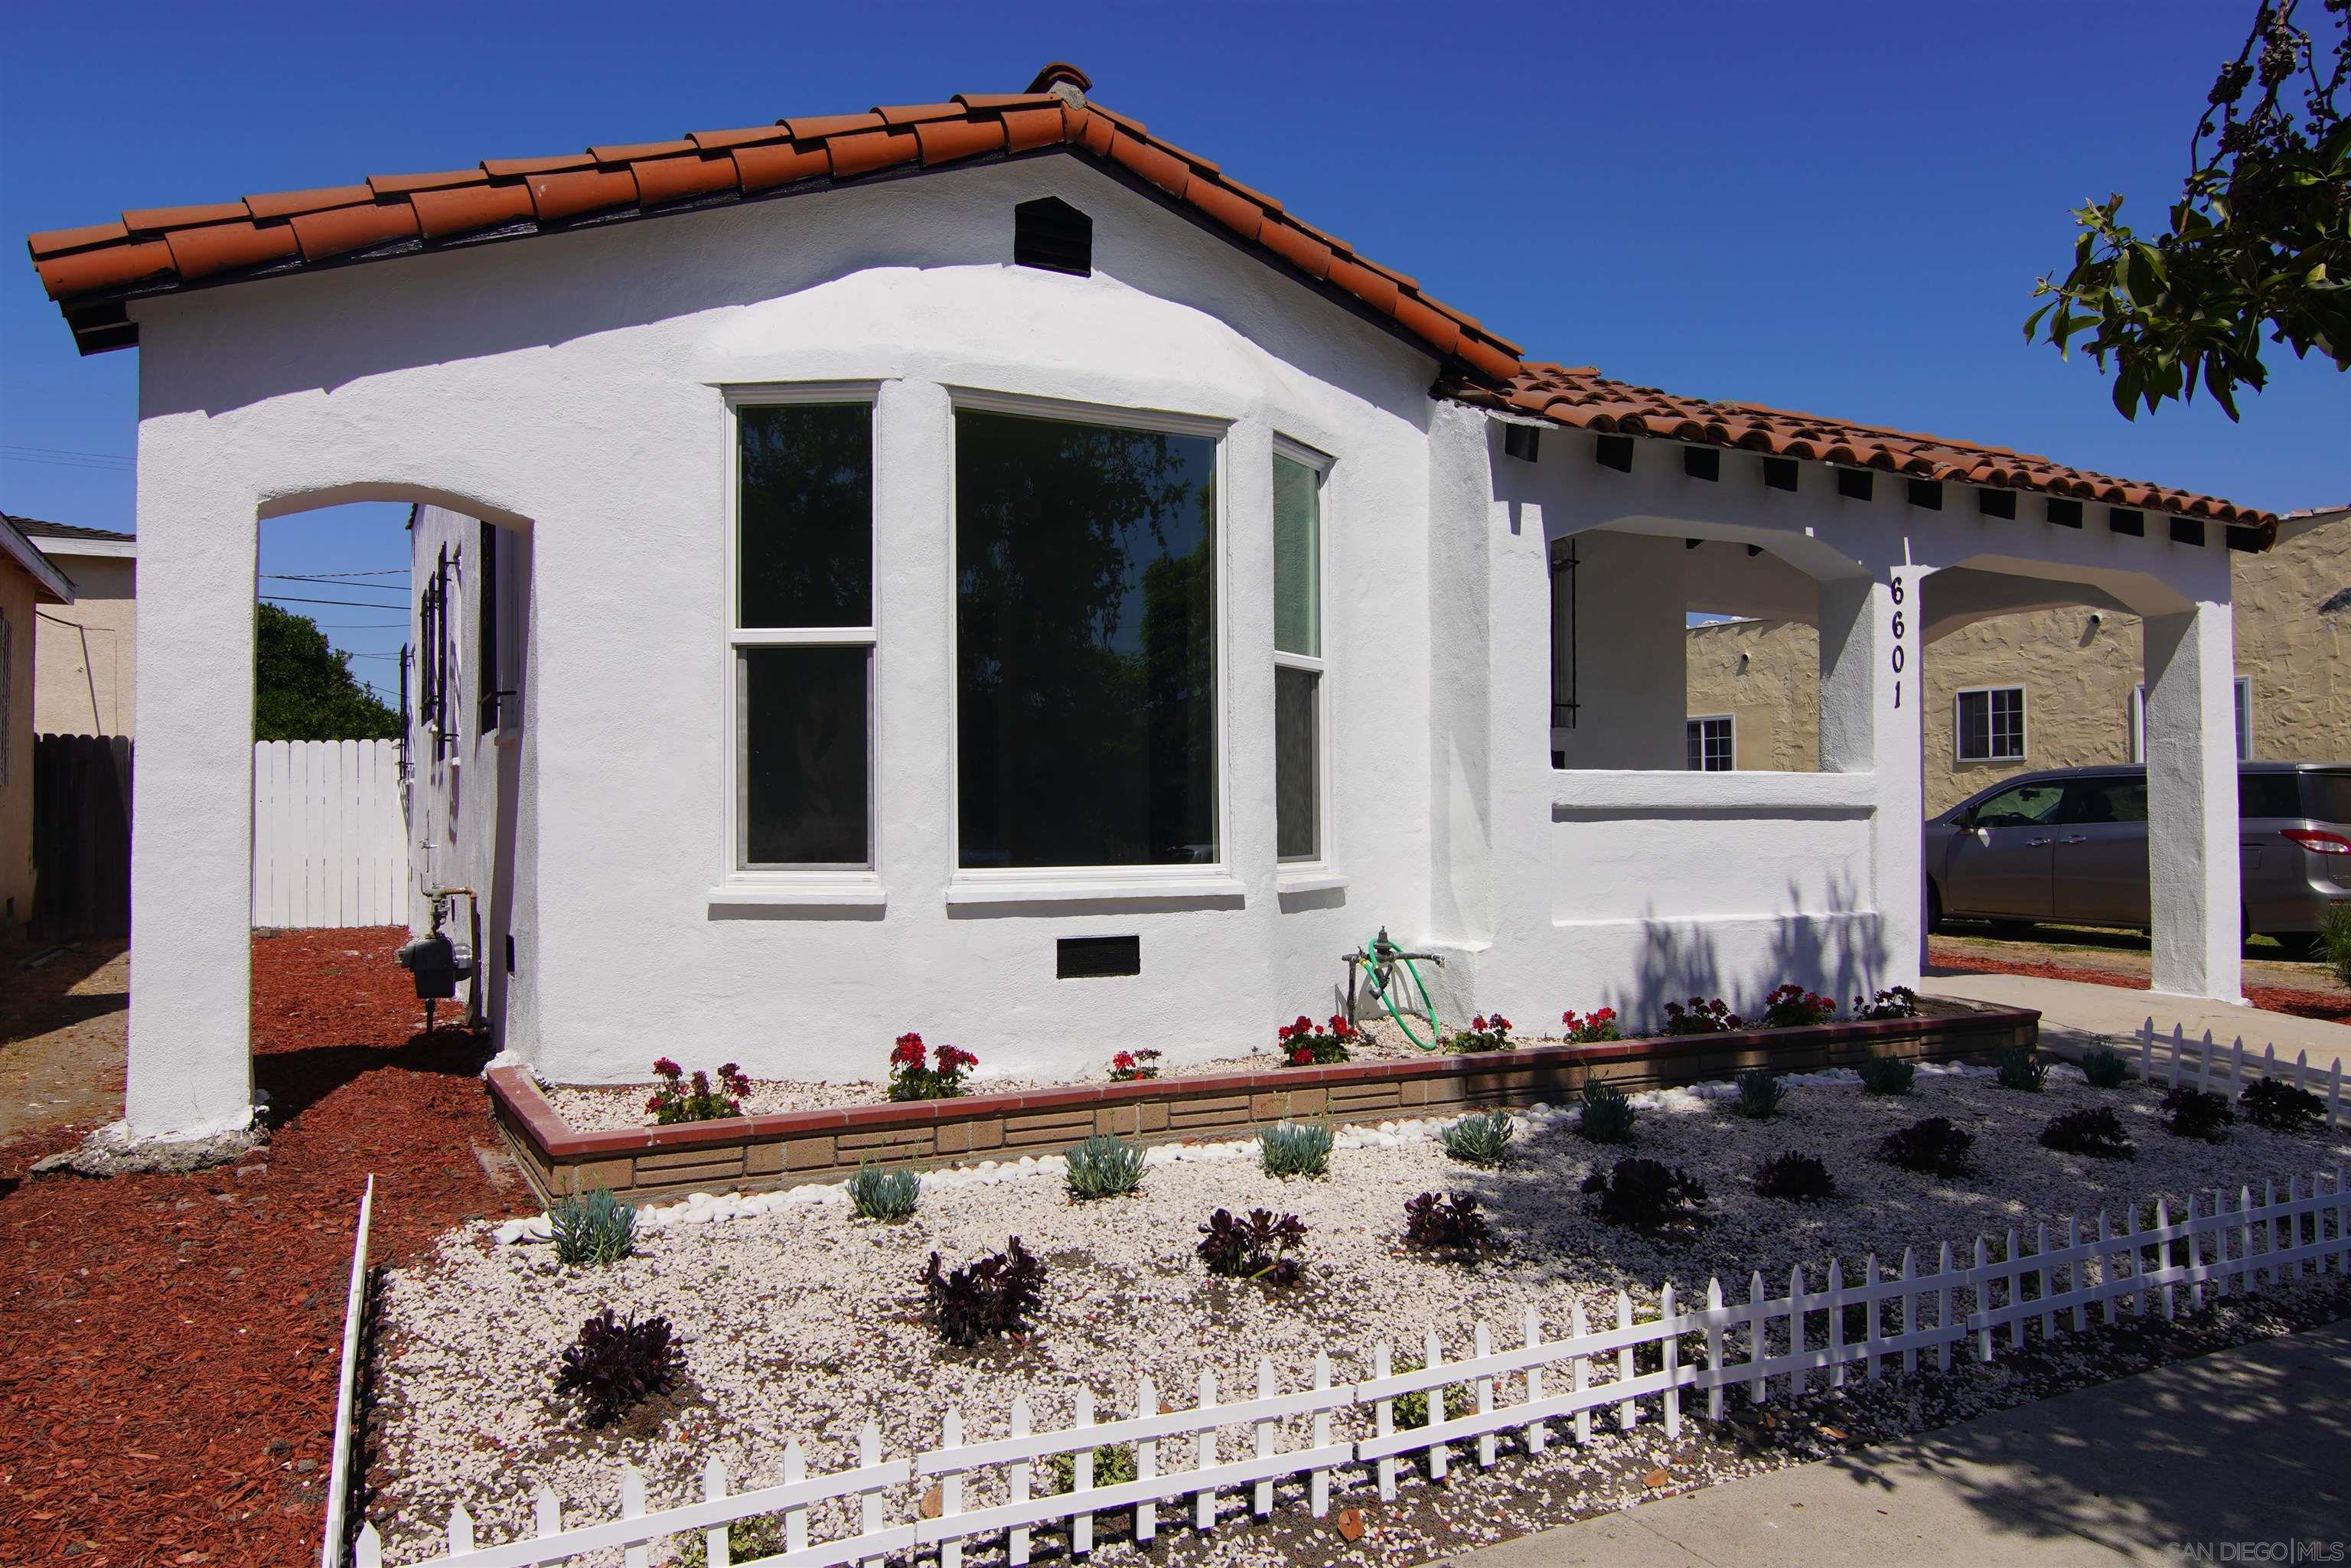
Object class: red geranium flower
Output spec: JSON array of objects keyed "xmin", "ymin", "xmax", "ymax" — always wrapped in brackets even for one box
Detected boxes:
[{"xmin": 652, "ymin": 1057, "xmax": 683, "ymax": 1078}]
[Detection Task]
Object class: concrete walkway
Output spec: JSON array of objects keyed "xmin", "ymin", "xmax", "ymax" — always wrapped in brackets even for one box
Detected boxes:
[
  {"xmin": 1440, "ymin": 1319, "xmax": 2351, "ymax": 1568},
  {"xmin": 1925, "ymin": 968, "xmax": 2351, "ymax": 1075}
]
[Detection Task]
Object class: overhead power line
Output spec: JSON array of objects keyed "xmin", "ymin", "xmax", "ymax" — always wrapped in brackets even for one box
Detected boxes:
[{"xmin": 262, "ymin": 593, "xmax": 416, "ymax": 611}]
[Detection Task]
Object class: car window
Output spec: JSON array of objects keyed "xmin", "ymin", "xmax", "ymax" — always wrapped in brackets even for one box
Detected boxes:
[
  {"xmin": 2301, "ymin": 772, "xmax": 2351, "ymax": 826},
  {"xmin": 2239, "ymin": 774, "xmax": 2304, "ymax": 820},
  {"xmin": 2060, "ymin": 777, "xmax": 2147, "ymax": 825},
  {"xmin": 1971, "ymin": 782, "xmax": 2065, "ymax": 828}
]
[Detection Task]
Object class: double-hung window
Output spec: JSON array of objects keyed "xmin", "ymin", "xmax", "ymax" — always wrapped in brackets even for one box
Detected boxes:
[
  {"xmin": 954, "ymin": 403, "xmax": 1221, "ymax": 872},
  {"xmin": 1272, "ymin": 445, "xmax": 1328, "ymax": 862},
  {"xmin": 729, "ymin": 396, "xmax": 876, "ymax": 873},
  {"xmin": 1685, "ymin": 715, "xmax": 1733, "ymax": 772},
  {"xmin": 1955, "ymin": 686, "xmax": 2026, "ymax": 762}
]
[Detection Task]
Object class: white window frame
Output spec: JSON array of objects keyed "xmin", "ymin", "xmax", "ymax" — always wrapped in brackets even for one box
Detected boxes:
[
  {"xmin": 2131, "ymin": 677, "xmax": 2252, "ymax": 763},
  {"xmin": 1954, "ymin": 684, "xmax": 2027, "ymax": 763},
  {"xmin": 712, "ymin": 383, "xmax": 885, "ymax": 909},
  {"xmin": 1684, "ymin": 713, "xmax": 1735, "ymax": 772},
  {"xmin": 1272, "ymin": 435, "xmax": 1338, "ymax": 886},
  {"xmin": 944, "ymin": 386, "xmax": 1240, "ymax": 905}
]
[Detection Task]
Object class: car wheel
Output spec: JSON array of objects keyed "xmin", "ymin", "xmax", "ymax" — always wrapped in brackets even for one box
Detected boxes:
[{"xmin": 1926, "ymin": 882, "xmax": 1945, "ymax": 934}]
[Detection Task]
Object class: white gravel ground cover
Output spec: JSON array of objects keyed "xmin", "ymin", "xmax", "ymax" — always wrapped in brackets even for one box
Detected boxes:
[{"xmin": 370, "ymin": 1065, "xmax": 2349, "ymax": 1566}]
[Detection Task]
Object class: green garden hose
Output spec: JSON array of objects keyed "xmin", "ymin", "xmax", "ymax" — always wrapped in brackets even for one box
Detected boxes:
[{"xmin": 1364, "ymin": 931, "xmax": 1440, "ymax": 1051}]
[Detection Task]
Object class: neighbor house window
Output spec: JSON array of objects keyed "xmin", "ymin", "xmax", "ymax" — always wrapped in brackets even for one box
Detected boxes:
[
  {"xmin": 731, "ymin": 399, "xmax": 874, "ymax": 869},
  {"xmin": 1685, "ymin": 715, "xmax": 1733, "ymax": 771},
  {"xmin": 1273, "ymin": 445, "xmax": 1327, "ymax": 862},
  {"xmin": 1955, "ymin": 686, "xmax": 2026, "ymax": 762},
  {"xmin": 2130, "ymin": 679, "xmax": 2252, "ymax": 762},
  {"xmin": 955, "ymin": 405, "xmax": 1220, "ymax": 869}
]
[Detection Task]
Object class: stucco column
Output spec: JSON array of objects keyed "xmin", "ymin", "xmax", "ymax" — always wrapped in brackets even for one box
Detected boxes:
[
  {"xmin": 2144, "ymin": 601, "xmax": 2243, "ymax": 1003},
  {"xmin": 123, "ymin": 455, "xmax": 257, "ymax": 1139},
  {"xmin": 1819, "ymin": 570, "xmax": 1923, "ymax": 991}
]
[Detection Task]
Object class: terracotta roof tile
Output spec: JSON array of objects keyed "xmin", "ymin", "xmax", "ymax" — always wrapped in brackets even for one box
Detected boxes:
[
  {"xmin": 365, "ymin": 169, "xmax": 487, "ymax": 197},
  {"xmin": 999, "ymin": 106, "xmax": 1066, "ymax": 154},
  {"xmin": 732, "ymin": 141, "xmax": 830, "ymax": 193},
  {"xmin": 629, "ymin": 152, "xmax": 738, "ymax": 207},
  {"xmin": 243, "ymin": 185, "xmax": 372, "ymax": 220},
  {"xmin": 914, "ymin": 117, "xmax": 1005, "ymax": 168},
  {"xmin": 588, "ymin": 138, "xmax": 699, "ymax": 164},
  {"xmin": 162, "ymin": 220, "xmax": 299, "ymax": 281},
  {"xmin": 120, "ymin": 200, "xmax": 248, "ymax": 230},
  {"xmin": 826, "ymin": 126, "xmax": 919, "ymax": 179},
  {"xmin": 409, "ymin": 181, "xmax": 532, "ymax": 241},
  {"xmin": 686, "ymin": 125, "xmax": 794, "ymax": 152},
  {"xmin": 1456, "ymin": 363, "xmax": 2275, "ymax": 532},
  {"xmin": 18, "ymin": 62, "xmax": 2245, "ymax": 527},
  {"xmin": 288, "ymin": 200, "xmax": 419, "ymax": 262},
  {"xmin": 779, "ymin": 110, "xmax": 885, "ymax": 141},
  {"xmin": 874, "ymin": 101, "xmax": 964, "ymax": 126},
  {"xmin": 481, "ymin": 153, "xmax": 597, "ymax": 178},
  {"xmin": 527, "ymin": 168, "xmax": 638, "ymax": 224},
  {"xmin": 27, "ymin": 220, "xmax": 129, "ymax": 256},
  {"xmin": 34, "ymin": 239, "xmax": 173, "ymax": 298}
]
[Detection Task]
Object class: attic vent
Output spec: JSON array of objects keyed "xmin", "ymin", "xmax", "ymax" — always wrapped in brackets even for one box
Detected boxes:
[{"xmin": 1015, "ymin": 197, "xmax": 1092, "ymax": 276}]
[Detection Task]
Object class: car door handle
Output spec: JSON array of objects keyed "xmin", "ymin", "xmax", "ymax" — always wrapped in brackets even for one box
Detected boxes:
[
  {"xmin": 2027, "ymin": 836, "xmax": 2053, "ymax": 846},
  {"xmin": 2059, "ymin": 835, "xmax": 2089, "ymax": 844}
]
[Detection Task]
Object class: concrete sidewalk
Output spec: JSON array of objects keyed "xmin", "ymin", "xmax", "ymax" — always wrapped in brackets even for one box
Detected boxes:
[
  {"xmin": 1925, "ymin": 968, "xmax": 2351, "ymax": 1075},
  {"xmin": 1440, "ymin": 1319, "xmax": 2351, "ymax": 1568}
]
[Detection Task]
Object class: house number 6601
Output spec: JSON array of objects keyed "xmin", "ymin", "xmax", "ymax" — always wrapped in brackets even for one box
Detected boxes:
[{"xmin": 1889, "ymin": 572, "xmax": 1906, "ymax": 706}]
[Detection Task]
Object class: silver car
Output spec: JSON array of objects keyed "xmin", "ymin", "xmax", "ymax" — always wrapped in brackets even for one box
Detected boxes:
[{"xmin": 1924, "ymin": 761, "xmax": 2351, "ymax": 954}]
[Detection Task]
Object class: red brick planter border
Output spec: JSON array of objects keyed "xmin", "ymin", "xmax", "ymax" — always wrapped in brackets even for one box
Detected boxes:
[{"xmin": 487, "ymin": 1004, "xmax": 2040, "ymax": 1206}]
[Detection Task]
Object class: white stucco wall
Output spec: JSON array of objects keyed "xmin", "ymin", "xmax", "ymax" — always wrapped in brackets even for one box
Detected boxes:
[
  {"xmin": 115, "ymin": 146, "xmax": 2251, "ymax": 1132},
  {"xmin": 129, "ymin": 155, "xmax": 1438, "ymax": 1103}
]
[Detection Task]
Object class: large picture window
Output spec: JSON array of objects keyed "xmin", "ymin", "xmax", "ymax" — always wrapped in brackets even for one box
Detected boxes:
[
  {"xmin": 955, "ymin": 407, "xmax": 1219, "ymax": 869},
  {"xmin": 1273, "ymin": 448, "xmax": 1326, "ymax": 862},
  {"xmin": 732, "ymin": 399, "xmax": 874, "ymax": 869}
]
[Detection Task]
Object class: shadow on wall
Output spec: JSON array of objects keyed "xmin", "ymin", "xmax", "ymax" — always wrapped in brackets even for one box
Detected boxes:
[{"xmin": 1616, "ymin": 874, "xmax": 1880, "ymax": 1027}]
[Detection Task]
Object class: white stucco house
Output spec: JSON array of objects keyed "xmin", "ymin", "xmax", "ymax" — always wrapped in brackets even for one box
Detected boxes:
[{"xmin": 26, "ymin": 64, "xmax": 2276, "ymax": 1144}]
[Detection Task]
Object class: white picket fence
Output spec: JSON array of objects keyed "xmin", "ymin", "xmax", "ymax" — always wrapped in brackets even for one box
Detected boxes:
[
  {"xmin": 2134, "ymin": 1018, "xmax": 2345, "ymax": 1131},
  {"xmin": 324, "ymin": 1176, "xmax": 377, "ymax": 1568},
  {"xmin": 353, "ymin": 1162, "xmax": 2351, "ymax": 1568},
  {"xmin": 253, "ymin": 739, "xmax": 408, "ymax": 928}
]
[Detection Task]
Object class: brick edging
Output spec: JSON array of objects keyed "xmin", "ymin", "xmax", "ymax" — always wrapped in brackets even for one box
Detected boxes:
[{"xmin": 487, "ymin": 1006, "xmax": 2041, "ymax": 1206}]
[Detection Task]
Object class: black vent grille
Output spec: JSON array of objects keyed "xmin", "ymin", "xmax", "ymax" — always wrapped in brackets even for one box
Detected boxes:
[
  {"xmin": 1015, "ymin": 197, "xmax": 1092, "ymax": 275},
  {"xmin": 1058, "ymin": 935, "xmax": 1140, "ymax": 979}
]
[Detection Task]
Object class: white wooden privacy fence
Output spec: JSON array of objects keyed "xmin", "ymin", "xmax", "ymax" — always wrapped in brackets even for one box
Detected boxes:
[
  {"xmin": 353, "ymin": 1164, "xmax": 2351, "ymax": 1568},
  {"xmin": 253, "ymin": 739, "xmax": 408, "ymax": 928},
  {"xmin": 2136, "ymin": 1018, "xmax": 2345, "ymax": 1131}
]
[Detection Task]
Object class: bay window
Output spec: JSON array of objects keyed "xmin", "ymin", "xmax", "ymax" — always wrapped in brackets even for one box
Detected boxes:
[
  {"xmin": 729, "ymin": 398, "xmax": 874, "ymax": 870},
  {"xmin": 954, "ymin": 406, "xmax": 1221, "ymax": 870},
  {"xmin": 1273, "ymin": 446, "xmax": 1327, "ymax": 862}
]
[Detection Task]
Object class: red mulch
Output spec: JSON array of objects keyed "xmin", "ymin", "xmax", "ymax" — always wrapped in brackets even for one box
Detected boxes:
[
  {"xmin": 1930, "ymin": 947, "xmax": 2351, "ymax": 1028},
  {"xmin": 0, "ymin": 928, "xmax": 521, "ymax": 1568}
]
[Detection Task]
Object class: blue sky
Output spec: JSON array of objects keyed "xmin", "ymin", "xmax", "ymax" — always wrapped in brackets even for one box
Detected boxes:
[{"xmin": 3, "ymin": 2, "xmax": 2345, "ymax": 697}]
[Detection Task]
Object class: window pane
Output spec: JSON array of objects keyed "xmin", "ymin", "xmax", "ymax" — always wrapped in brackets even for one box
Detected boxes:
[
  {"xmin": 1277, "ymin": 665, "xmax": 1319, "ymax": 860},
  {"xmin": 1958, "ymin": 691, "xmax": 1989, "ymax": 759},
  {"xmin": 1685, "ymin": 720, "xmax": 1702, "ymax": 771},
  {"xmin": 1273, "ymin": 455, "xmax": 1320, "ymax": 657},
  {"xmin": 742, "ymin": 645, "xmax": 869, "ymax": 865},
  {"xmin": 739, "ymin": 403, "xmax": 872, "ymax": 628},
  {"xmin": 1974, "ymin": 782, "xmax": 2063, "ymax": 827},
  {"xmin": 1991, "ymin": 689, "xmax": 2025, "ymax": 758},
  {"xmin": 956, "ymin": 410, "xmax": 1218, "ymax": 869}
]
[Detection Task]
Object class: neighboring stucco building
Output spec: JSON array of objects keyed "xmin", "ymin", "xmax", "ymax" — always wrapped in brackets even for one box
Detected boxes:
[
  {"xmin": 6, "ymin": 517, "xmax": 137, "ymax": 736},
  {"xmin": 1688, "ymin": 506, "xmax": 2348, "ymax": 814},
  {"xmin": 23, "ymin": 61, "xmax": 2282, "ymax": 1143},
  {"xmin": 0, "ymin": 516, "xmax": 77, "ymax": 932}
]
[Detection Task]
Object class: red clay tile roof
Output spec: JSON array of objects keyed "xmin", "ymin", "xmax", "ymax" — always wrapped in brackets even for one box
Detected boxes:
[
  {"xmin": 24, "ymin": 63, "xmax": 1520, "ymax": 381},
  {"xmin": 23, "ymin": 62, "xmax": 2270, "ymax": 531},
  {"xmin": 1457, "ymin": 363, "xmax": 2278, "ymax": 536}
]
